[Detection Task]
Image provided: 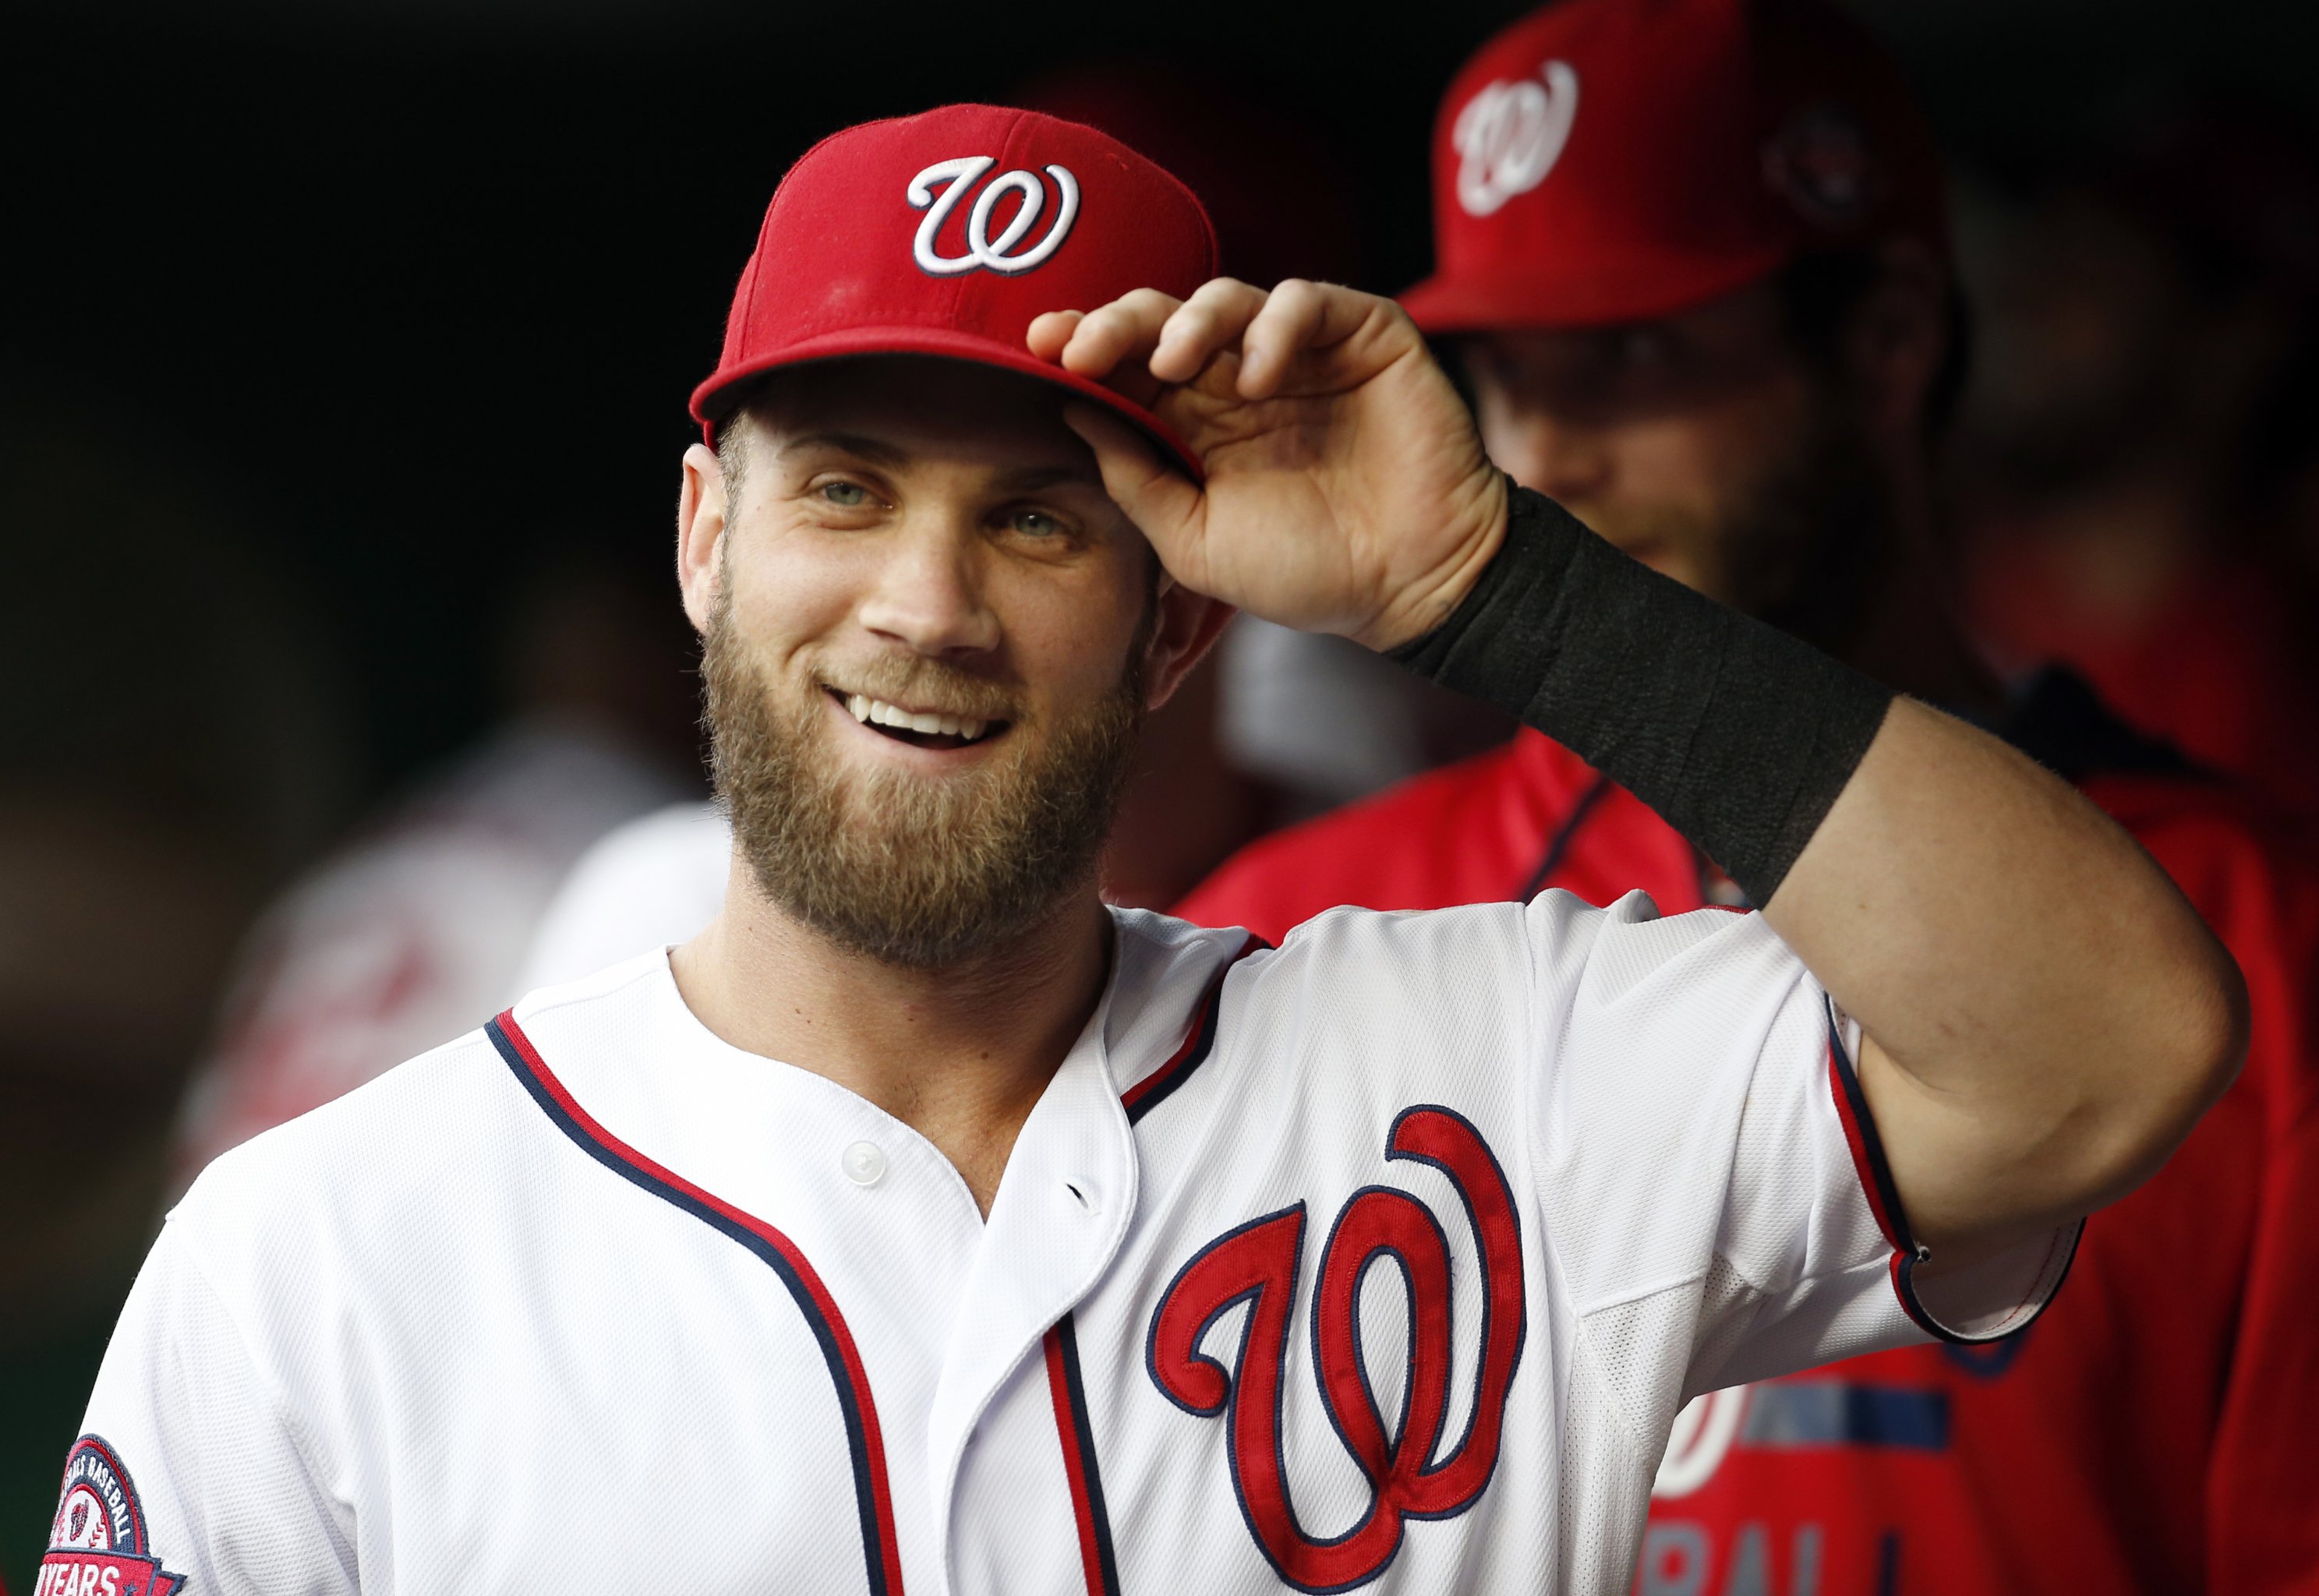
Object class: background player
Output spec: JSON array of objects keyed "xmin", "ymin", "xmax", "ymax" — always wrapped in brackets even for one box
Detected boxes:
[
  {"xmin": 44, "ymin": 104, "xmax": 2239, "ymax": 1594},
  {"xmin": 1176, "ymin": 3, "xmax": 2319, "ymax": 1591}
]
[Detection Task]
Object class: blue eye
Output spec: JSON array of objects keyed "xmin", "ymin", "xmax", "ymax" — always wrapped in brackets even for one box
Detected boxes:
[
  {"xmin": 821, "ymin": 481, "xmax": 871, "ymax": 507},
  {"xmin": 1011, "ymin": 510, "xmax": 1066, "ymax": 538}
]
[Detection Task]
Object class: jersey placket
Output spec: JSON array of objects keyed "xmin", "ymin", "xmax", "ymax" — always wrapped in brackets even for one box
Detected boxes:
[{"xmin": 922, "ymin": 1005, "xmax": 1140, "ymax": 1592}]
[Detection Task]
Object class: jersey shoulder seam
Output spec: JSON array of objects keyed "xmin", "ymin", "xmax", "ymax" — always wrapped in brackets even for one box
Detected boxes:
[
  {"xmin": 514, "ymin": 949, "xmax": 670, "ymax": 1023},
  {"xmin": 1568, "ymin": 1268, "xmax": 1713, "ymax": 1320},
  {"xmin": 1564, "ymin": 1279, "xmax": 1704, "ymax": 1450},
  {"xmin": 1517, "ymin": 899, "xmax": 1593, "ymax": 1358}
]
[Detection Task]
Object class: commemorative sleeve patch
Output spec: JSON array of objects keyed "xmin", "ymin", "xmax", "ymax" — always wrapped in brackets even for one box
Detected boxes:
[{"xmin": 37, "ymin": 1435, "xmax": 187, "ymax": 1596}]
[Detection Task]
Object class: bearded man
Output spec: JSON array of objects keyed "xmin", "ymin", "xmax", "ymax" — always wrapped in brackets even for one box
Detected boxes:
[
  {"xmin": 45, "ymin": 104, "xmax": 2240, "ymax": 1596},
  {"xmin": 1179, "ymin": 3, "xmax": 2319, "ymax": 1592}
]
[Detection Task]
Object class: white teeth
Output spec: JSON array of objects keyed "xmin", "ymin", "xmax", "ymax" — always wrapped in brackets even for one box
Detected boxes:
[{"xmin": 843, "ymin": 694, "xmax": 998, "ymax": 743}]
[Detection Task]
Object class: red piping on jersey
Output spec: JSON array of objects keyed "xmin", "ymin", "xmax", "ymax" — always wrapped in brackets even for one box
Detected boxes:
[
  {"xmin": 486, "ymin": 1011, "xmax": 908, "ymax": 1596},
  {"xmin": 1120, "ymin": 933, "xmax": 1268, "ymax": 1124},
  {"xmin": 1044, "ymin": 1315, "xmax": 1122, "ymax": 1596},
  {"xmin": 1826, "ymin": 1022, "xmax": 1907, "ymax": 1254},
  {"xmin": 1821, "ymin": 1000, "xmax": 1952, "ymax": 1340},
  {"xmin": 1820, "ymin": 999, "xmax": 2080, "ymax": 1346}
]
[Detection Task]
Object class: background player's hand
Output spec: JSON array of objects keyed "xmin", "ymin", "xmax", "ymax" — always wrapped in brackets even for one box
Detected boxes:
[{"xmin": 1027, "ymin": 279, "xmax": 1508, "ymax": 651}]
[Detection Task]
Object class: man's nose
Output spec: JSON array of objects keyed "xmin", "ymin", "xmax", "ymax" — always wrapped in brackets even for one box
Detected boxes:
[{"xmin": 854, "ymin": 518, "xmax": 1002, "ymax": 659}]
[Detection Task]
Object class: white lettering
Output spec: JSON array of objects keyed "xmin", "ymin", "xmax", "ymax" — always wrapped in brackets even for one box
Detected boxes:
[
  {"xmin": 1653, "ymin": 1386, "xmax": 1748, "ymax": 1499},
  {"xmin": 1453, "ymin": 61, "xmax": 1579, "ymax": 217},
  {"xmin": 908, "ymin": 157, "xmax": 1081, "ymax": 276}
]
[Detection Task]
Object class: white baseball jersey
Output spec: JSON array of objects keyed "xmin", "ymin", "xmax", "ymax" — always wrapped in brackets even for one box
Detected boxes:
[{"xmin": 51, "ymin": 895, "xmax": 2076, "ymax": 1596}]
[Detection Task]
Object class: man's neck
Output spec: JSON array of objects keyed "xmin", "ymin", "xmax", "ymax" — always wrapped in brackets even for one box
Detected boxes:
[{"xmin": 669, "ymin": 863, "xmax": 1113, "ymax": 1216}]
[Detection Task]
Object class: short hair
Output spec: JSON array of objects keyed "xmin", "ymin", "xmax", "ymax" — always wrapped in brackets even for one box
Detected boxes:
[{"xmin": 706, "ymin": 374, "xmax": 782, "ymax": 510}]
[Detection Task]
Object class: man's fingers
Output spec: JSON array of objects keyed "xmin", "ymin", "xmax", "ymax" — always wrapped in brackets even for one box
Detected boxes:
[
  {"xmin": 1025, "ymin": 309, "xmax": 1084, "ymax": 363},
  {"xmin": 1239, "ymin": 280, "xmax": 1389, "ymax": 398},
  {"xmin": 1056, "ymin": 288, "xmax": 1184, "ymax": 383},
  {"xmin": 1151, "ymin": 278, "xmax": 1267, "ymax": 383},
  {"xmin": 1063, "ymin": 404, "xmax": 1204, "ymax": 565}
]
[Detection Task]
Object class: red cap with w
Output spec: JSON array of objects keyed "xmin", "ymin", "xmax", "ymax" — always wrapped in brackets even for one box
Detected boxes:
[
  {"xmin": 691, "ymin": 103, "xmax": 1219, "ymax": 474},
  {"xmin": 1402, "ymin": 0, "xmax": 1948, "ymax": 333}
]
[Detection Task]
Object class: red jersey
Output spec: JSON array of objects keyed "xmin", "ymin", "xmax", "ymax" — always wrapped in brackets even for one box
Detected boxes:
[
  {"xmin": 1177, "ymin": 672, "xmax": 2319, "ymax": 1595},
  {"xmin": 1971, "ymin": 545, "xmax": 2319, "ymax": 824}
]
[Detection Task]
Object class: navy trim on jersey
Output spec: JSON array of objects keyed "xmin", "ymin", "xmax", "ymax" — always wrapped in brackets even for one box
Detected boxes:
[
  {"xmin": 486, "ymin": 1013, "xmax": 907, "ymax": 1596},
  {"xmin": 1044, "ymin": 1314, "xmax": 1123, "ymax": 1596},
  {"xmin": 1309, "ymin": 1188, "xmax": 1448, "ymax": 1489},
  {"xmin": 1823, "ymin": 1000, "xmax": 2082, "ymax": 1345},
  {"xmin": 1518, "ymin": 771, "xmax": 1614, "ymax": 903},
  {"xmin": 1824, "ymin": 1005, "xmax": 1913, "ymax": 1244},
  {"xmin": 1380, "ymin": 1104, "xmax": 1528, "ymax": 1491},
  {"xmin": 1121, "ymin": 933, "xmax": 1267, "ymax": 1125}
]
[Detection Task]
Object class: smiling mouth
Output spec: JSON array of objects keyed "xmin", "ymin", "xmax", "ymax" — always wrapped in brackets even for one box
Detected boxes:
[{"xmin": 829, "ymin": 688, "xmax": 1010, "ymax": 751}]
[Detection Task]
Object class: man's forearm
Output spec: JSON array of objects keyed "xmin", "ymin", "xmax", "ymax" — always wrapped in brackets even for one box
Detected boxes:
[
  {"xmin": 1392, "ymin": 484, "xmax": 2247, "ymax": 1251},
  {"xmin": 1388, "ymin": 482, "xmax": 1890, "ymax": 906}
]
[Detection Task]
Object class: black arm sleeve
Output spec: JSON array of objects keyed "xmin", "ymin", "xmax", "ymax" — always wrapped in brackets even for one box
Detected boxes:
[{"xmin": 1388, "ymin": 482, "xmax": 1893, "ymax": 903}]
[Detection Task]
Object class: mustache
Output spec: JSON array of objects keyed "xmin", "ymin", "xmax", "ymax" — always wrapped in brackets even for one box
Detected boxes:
[{"xmin": 815, "ymin": 656, "xmax": 1026, "ymax": 723}]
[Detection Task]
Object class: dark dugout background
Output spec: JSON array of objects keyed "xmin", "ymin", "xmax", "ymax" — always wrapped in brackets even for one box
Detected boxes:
[
  {"xmin": 8, "ymin": 0, "xmax": 2314, "ymax": 794},
  {"xmin": 3, "ymin": 0, "xmax": 2316, "ymax": 1580}
]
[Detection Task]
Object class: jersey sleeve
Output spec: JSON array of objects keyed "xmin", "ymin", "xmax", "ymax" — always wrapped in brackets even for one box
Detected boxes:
[
  {"xmin": 41, "ymin": 1220, "xmax": 355, "ymax": 1596},
  {"xmin": 1525, "ymin": 892, "xmax": 2079, "ymax": 1404}
]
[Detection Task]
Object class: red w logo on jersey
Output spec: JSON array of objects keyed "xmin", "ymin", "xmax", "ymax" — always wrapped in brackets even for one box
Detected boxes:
[{"xmin": 1147, "ymin": 1106, "xmax": 1526, "ymax": 1591}]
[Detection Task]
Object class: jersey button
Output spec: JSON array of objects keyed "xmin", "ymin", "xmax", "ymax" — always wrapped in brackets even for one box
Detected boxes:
[{"xmin": 842, "ymin": 1141, "xmax": 886, "ymax": 1188}]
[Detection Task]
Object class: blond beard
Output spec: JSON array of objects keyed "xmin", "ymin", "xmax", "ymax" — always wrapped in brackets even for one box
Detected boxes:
[{"xmin": 702, "ymin": 588, "xmax": 1146, "ymax": 969}]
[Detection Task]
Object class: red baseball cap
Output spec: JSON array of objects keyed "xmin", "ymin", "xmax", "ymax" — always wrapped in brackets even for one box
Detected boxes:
[
  {"xmin": 690, "ymin": 104, "xmax": 1218, "ymax": 475},
  {"xmin": 1401, "ymin": 0, "xmax": 1949, "ymax": 334}
]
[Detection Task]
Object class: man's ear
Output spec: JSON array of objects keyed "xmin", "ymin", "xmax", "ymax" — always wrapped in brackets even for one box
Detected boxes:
[
  {"xmin": 1141, "ymin": 575, "xmax": 1238, "ymax": 712},
  {"xmin": 677, "ymin": 441, "xmax": 730, "ymax": 634},
  {"xmin": 1845, "ymin": 241, "xmax": 1950, "ymax": 445}
]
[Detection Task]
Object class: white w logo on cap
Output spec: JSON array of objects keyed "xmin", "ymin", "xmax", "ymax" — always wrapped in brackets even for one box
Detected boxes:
[
  {"xmin": 1453, "ymin": 62, "xmax": 1579, "ymax": 217},
  {"xmin": 908, "ymin": 157, "xmax": 1081, "ymax": 276}
]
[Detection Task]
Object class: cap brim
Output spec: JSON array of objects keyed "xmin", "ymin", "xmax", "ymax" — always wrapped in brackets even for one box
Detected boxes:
[
  {"xmin": 1399, "ymin": 243, "xmax": 1791, "ymax": 334},
  {"xmin": 689, "ymin": 326, "xmax": 1204, "ymax": 481}
]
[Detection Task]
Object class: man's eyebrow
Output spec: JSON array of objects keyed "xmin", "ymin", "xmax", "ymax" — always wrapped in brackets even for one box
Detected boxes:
[
  {"xmin": 776, "ymin": 431, "xmax": 910, "ymax": 466},
  {"xmin": 776, "ymin": 433, "xmax": 1101, "ymax": 493}
]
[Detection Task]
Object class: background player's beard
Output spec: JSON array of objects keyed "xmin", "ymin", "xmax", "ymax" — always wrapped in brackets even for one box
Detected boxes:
[
  {"xmin": 1732, "ymin": 403, "xmax": 1899, "ymax": 660},
  {"xmin": 702, "ymin": 591, "xmax": 1147, "ymax": 970},
  {"xmin": 1587, "ymin": 399, "xmax": 1898, "ymax": 659}
]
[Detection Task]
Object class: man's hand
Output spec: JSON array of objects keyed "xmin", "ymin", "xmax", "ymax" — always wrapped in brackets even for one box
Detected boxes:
[{"xmin": 1027, "ymin": 278, "xmax": 1508, "ymax": 651}]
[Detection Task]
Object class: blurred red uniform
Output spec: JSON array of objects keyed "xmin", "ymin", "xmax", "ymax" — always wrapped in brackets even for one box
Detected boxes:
[
  {"xmin": 1178, "ymin": 672, "xmax": 2319, "ymax": 1594},
  {"xmin": 1972, "ymin": 547, "xmax": 2319, "ymax": 824}
]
